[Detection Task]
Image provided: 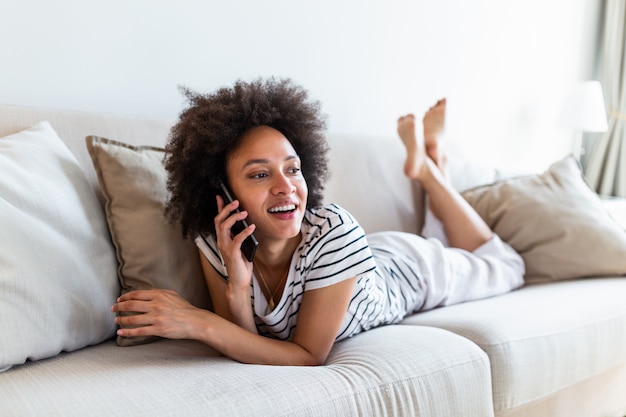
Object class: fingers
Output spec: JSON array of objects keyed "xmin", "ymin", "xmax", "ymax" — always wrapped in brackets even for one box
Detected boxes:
[
  {"xmin": 214, "ymin": 194, "xmax": 239, "ymax": 223},
  {"xmin": 230, "ymin": 222, "xmax": 256, "ymax": 246},
  {"xmin": 214, "ymin": 195, "xmax": 256, "ymax": 262},
  {"xmin": 115, "ymin": 312, "xmax": 150, "ymax": 328},
  {"xmin": 215, "ymin": 196, "xmax": 248, "ymax": 233},
  {"xmin": 115, "ymin": 288, "xmax": 176, "ymax": 303},
  {"xmin": 112, "ymin": 289, "xmax": 176, "ymax": 312},
  {"xmin": 116, "ymin": 289, "xmax": 157, "ymax": 302},
  {"xmin": 114, "ymin": 314, "xmax": 160, "ymax": 338},
  {"xmin": 111, "ymin": 289, "xmax": 181, "ymax": 338},
  {"xmin": 116, "ymin": 325, "xmax": 151, "ymax": 338},
  {"xmin": 112, "ymin": 291, "xmax": 201, "ymax": 340},
  {"xmin": 112, "ymin": 301, "xmax": 152, "ymax": 337}
]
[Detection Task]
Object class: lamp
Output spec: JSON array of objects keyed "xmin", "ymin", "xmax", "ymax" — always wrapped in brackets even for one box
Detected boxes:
[{"xmin": 558, "ymin": 80, "xmax": 608, "ymax": 160}]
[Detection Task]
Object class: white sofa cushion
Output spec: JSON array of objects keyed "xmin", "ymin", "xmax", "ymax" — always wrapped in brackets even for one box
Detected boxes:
[
  {"xmin": 0, "ymin": 122, "xmax": 119, "ymax": 370},
  {"xmin": 0, "ymin": 325, "xmax": 494, "ymax": 417},
  {"xmin": 402, "ymin": 277, "xmax": 626, "ymax": 415}
]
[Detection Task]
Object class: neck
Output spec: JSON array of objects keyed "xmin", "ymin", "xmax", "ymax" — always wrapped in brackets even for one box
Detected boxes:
[{"xmin": 255, "ymin": 233, "xmax": 301, "ymax": 268}]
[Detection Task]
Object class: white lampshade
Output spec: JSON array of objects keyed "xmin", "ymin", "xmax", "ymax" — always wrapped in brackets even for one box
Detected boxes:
[{"xmin": 559, "ymin": 81, "xmax": 608, "ymax": 132}]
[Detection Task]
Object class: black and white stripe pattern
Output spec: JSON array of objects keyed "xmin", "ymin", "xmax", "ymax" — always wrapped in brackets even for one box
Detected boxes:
[
  {"xmin": 197, "ymin": 204, "xmax": 524, "ymax": 343},
  {"xmin": 196, "ymin": 204, "xmax": 428, "ymax": 342}
]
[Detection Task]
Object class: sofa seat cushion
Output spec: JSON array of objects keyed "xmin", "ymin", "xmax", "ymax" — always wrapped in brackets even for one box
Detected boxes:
[
  {"xmin": 401, "ymin": 277, "xmax": 626, "ymax": 414},
  {"xmin": 0, "ymin": 325, "xmax": 494, "ymax": 417}
]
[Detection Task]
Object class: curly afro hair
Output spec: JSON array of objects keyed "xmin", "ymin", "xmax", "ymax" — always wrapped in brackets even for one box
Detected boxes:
[{"xmin": 164, "ymin": 77, "xmax": 330, "ymax": 239}]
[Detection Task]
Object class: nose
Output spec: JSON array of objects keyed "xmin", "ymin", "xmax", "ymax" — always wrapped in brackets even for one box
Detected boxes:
[{"xmin": 271, "ymin": 173, "xmax": 296, "ymax": 195}]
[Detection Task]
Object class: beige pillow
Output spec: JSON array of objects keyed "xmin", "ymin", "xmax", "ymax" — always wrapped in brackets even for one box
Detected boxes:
[
  {"xmin": 1, "ymin": 123, "xmax": 119, "ymax": 371},
  {"xmin": 86, "ymin": 136, "xmax": 212, "ymax": 346},
  {"xmin": 461, "ymin": 156, "xmax": 626, "ymax": 283}
]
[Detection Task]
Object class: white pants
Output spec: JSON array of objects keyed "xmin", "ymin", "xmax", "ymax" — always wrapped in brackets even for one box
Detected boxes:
[{"xmin": 414, "ymin": 206, "xmax": 525, "ymax": 309}]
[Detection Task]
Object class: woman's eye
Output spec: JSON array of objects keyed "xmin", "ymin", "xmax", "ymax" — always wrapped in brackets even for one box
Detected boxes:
[
  {"xmin": 251, "ymin": 172, "xmax": 268, "ymax": 179},
  {"xmin": 289, "ymin": 167, "xmax": 301, "ymax": 175}
]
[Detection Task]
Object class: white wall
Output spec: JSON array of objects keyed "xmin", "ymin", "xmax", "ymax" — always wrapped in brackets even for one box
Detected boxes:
[{"xmin": 0, "ymin": 0, "xmax": 600, "ymax": 172}]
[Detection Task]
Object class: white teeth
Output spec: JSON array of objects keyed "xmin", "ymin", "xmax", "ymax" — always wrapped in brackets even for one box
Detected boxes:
[{"xmin": 269, "ymin": 204, "xmax": 296, "ymax": 213}]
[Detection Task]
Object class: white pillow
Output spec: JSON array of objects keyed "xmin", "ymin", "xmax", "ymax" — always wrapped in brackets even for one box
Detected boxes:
[{"xmin": 0, "ymin": 122, "xmax": 119, "ymax": 371}]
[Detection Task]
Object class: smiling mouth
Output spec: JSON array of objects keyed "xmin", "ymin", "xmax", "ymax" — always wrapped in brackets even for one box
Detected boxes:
[{"xmin": 268, "ymin": 204, "xmax": 296, "ymax": 213}]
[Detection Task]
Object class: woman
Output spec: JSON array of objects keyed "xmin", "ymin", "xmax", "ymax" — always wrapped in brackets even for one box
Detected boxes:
[{"xmin": 112, "ymin": 78, "xmax": 524, "ymax": 366}]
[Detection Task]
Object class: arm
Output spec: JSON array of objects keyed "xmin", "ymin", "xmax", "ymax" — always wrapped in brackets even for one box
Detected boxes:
[
  {"xmin": 112, "ymin": 276, "xmax": 356, "ymax": 366},
  {"xmin": 199, "ymin": 276, "xmax": 356, "ymax": 365},
  {"xmin": 200, "ymin": 249, "xmax": 257, "ymax": 334},
  {"xmin": 203, "ymin": 194, "xmax": 259, "ymax": 333}
]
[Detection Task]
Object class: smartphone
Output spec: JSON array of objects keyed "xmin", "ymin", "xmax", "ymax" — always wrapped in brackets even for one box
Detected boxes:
[{"xmin": 219, "ymin": 182, "xmax": 259, "ymax": 262}]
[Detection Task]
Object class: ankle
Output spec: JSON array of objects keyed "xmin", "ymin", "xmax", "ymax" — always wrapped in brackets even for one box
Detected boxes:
[{"xmin": 412, "ymin": 157, "xmax": 440, "ymax": 184}]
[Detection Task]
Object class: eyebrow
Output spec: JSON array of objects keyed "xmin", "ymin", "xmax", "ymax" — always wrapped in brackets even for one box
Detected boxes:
[{"xmin": 242, "ymin": 154, "xmax": 300, "ymax": 168}]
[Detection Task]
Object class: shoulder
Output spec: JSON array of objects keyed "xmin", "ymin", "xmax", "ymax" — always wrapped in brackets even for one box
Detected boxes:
[
  {"xmin": 301, "ymin": 204, "xmax": 365, "ymax": 250},
  {"xmin": 296, "ymin": 204, "xmax": 375, "ymax": 289},
  {"xmin": 298, "ymin": 204, "xmax": 369, "ymax": 264},
  {"xmin": 302, "ymin": 204, "xmax": 360, "ymax": 233},
  {"xmin": 195, "ymin": 234, "xmax": 227, "ymax": 278}
]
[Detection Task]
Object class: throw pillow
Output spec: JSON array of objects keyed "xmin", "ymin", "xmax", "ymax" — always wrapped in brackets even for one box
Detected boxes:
[
  {"xmin": 85, "ymin": 136, "xmax": 211, "ymax": 346},
  {"xmin": 0, "ymin": 122, "xmax": 119, "ymax": 371},
  {"xmin": 461, "ymin": 156, "xmax": 626, "ymax": 283}
]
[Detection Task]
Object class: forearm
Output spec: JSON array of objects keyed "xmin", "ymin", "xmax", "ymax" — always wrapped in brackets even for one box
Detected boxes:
[
  {"xmin": 201, "ymin": 280, "xmax": 357, "ymax": 366},
  {"xmin": 194, "ymin": 313, "xmax": 324, "ymax": 366},
  {"xmin": 225, "ymin": 284, "xmax": 258, "ymax": 334},
  {"xmin": 201, "ymin": 254, "xmax": 258, "ymax": 334}
]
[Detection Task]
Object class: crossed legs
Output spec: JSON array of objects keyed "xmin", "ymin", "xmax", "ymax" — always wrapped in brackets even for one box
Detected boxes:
[{"xmin": 397, "ymin": 99, "xmax": 493, "ymax": 252}]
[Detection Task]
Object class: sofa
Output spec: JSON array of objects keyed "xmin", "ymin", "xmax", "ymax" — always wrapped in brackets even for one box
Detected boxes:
[{"xmin": 1, "ymin": 103, "xmax": 625, "ymax": 417}]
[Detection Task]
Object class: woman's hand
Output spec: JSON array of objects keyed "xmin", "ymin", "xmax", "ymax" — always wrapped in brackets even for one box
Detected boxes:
[
  {"xmin": 214, "ymin": 194, "xmax": 255, "ymax": 290},
  {"xmin": 206, "ymin": 194, "xmax": 258, "ymax": 333},
  {"xmin": 112, "ymin": 289, "xmax": 208, "ymax": 339}
]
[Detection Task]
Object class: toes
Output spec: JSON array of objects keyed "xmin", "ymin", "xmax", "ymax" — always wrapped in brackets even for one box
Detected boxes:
[{"xmin": 398, "ymin": 114, "xmax": 415, "ymax": 122}]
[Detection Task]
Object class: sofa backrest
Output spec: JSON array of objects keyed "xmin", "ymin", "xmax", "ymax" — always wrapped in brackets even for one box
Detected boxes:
[
  {"xmin": 0, "ymin": 104, "xmax": 174, "ymax": 203},
  {"xmin": 324, "ymin": 133, "xmax": 424, "ymax": 234},
  {"xmin": 0, "ymin": 104, "xmax": 425, "ymax": 235}
]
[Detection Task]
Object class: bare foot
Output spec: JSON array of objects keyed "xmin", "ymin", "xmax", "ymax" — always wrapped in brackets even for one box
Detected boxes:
[
  {"xmin": 397, "ymin": 114, "xmax": 428, "ymax": 180},
  {"xmin": 423, "ymin": 98, "xmax": 446, "ymax": 167}
]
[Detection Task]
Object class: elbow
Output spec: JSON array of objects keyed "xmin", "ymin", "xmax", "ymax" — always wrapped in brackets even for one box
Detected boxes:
[
  {"xmin": 304, "ymin": 356, "xmax": 327, "ymax": 367},
  {"xmin": 238, "ymin": 350, "xmax": 327, "ymax": 367},
  {"xmin": 295, "ymin": 359, "xmax": 325, "ymax": 367},
  {"xmin": 299, "ymin": 348, "xmax": 330, "ymax": 367},
  {"xmin": 281, "ymin": 346, "xmax": 329, "ymax": 366},
  {"xmin": 296, "ymin": 340, "xmax": 337, "ymax": 366}
]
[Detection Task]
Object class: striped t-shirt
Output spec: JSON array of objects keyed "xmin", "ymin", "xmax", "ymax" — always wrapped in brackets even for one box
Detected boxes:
[
  {"xmin": 196, "ymin": 204, "xmax": 434, "ymax": 341},
  {"xmin": 197, "ymin": 204, "xmax": 525, "ymax": 342}
]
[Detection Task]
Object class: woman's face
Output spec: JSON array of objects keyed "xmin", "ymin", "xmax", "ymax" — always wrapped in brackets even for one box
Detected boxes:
[{"xmin": 226, "ymin": 126, "xmax": 308, "ymax": 244}]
